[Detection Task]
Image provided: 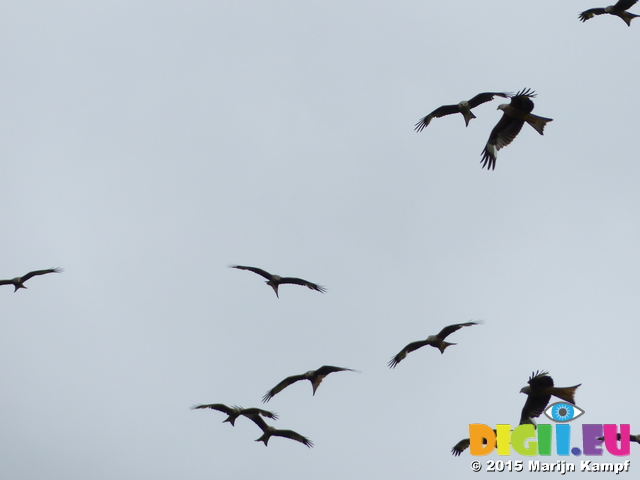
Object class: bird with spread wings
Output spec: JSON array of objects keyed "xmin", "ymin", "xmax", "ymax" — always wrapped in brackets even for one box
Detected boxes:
[
  {"xmin": 480, "ymin": 88, "xmax": 553, "ymax": 170},
  {"xmin": 262, "ymin": 365, "xmax": 357, "ymax": 403},
  {"xmin": 229, "ymin": 265, "xmax": 326, "ymax": 298},
  {"xmin": 388, "ymin": 321, "xmax": 482, "ymax": 368},
  {"xmin": 246, "ymin": 414, "xmax": 314, "ymax": 448},
  {"xmin": 519, "ymin": 371, "xmax": 581, "ymax": 424},
  {"xmin": 579, "ymin": 0, "xmax": 639, "ymax": 26},
  {"xmin": 414, "ymin": 92, "xmax": 511, "ymax": 131},
  {"xmin": 0, "ymin": 268, "xmax": 63, "ymax": 292},
  {"xmin": 191, "ymin": 403, "xmax": 278, "ymax": 426}
]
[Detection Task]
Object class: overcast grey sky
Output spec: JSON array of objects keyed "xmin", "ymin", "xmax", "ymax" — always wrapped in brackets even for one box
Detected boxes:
[{"xmin": 1, "ymin": 1, "xmax": 639, "ymax": 479}]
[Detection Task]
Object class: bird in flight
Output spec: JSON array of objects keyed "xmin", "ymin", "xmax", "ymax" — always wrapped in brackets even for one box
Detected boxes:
[
  {"xmin": 0, "ymin": 268, "xmax": 63, "ymax": 292},
  {"xmin": 579, "ymin": 0, "xmax": 639, "ymax": 26},
  {"xmin": 262, "ymin": 365, "xmax": 357, "ymax": 403},
  {"xmin": 229, "ymin": 265, "xmax": 326, "ymax": 298},
  {"xmin": 388, "ymin": 321, "xmax": 482, "ymax": 368},
  {"xmin": 414, "ymin": 92, "xmax": 511, "ymax": 131},
  {"xmin": 480, "ymin": 88, "xmax": 553, "ymax": 170},
  {"xmin": 191, "ymin": 403, "xmax": 278, "ymax": 426},
  {"xmin": 247, "ymin": 414, "xmax": 314, "ymax": 448},
  {"xmin": 519, "ymin": 371, "xmax": 581, "ymax": 424}
]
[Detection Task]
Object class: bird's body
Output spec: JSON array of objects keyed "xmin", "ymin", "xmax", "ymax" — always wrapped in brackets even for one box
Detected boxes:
[
  {"xmin": 0, "ymin": 268, "xmax": 63, "ymax": 292},
  {"xmin": 388, "ymin": 321, "xmax": 481, "ymax": 368},
  {"xmin": 519, "ymin": 371, "xmax": 581, "ymax": 424},
  {"xmin": 247, "ymin": 414, "xmax": 313, "ymax": 447},
  {"xmin": 262, "ymin": 365, "xmax": 356, "ymax": 402},
  {"xmin": 481, "ymin": 88, "xmax": 552, "ymax": 170},
  {"xmin": 415, "ymin": 92, "xmax": 510, "ymax": 131},
  {"xmin": 229, "ymin": 265, "xmax": 326, "ymax": 298},
  {"xmin": 191, "ymin": 403, "xmax": 278, "ymax": 426},
  {"xmin": 579, "ymin": 0, "xmax": 639, "ymax": 25}
]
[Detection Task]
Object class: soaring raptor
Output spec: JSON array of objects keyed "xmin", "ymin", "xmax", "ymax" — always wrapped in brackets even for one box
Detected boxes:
[
  {"xmin": 262, "ymin": 365, "xmax": 357, "ymax": 402},
  {"xmin": 519, "ymin": 371, "xmax": 581, "ymax": 424},
  {"xmin": 388, "ymin": 321, "xmax": 482, "ymax": 368},
  {"xmin": 191, "ymin": 403, "xmax": 278, "ymax": 426},
  {"xmin": 480, "ymin": 88, "xmax": 553, "ymax": 170},
  {"xmin": 230, "ymin": 265, "xmax": 326, "ymax": 298},
  {"xmin": 579, "ymin": 0, "xmax": 639, "ymax": 26},
  {"xmin": 0, "ymin": 268, "xmax": 62, "ymax": 292},
  {"xmin": 414, "ymin": 92, "xmax": 510, "ymax": 131}
]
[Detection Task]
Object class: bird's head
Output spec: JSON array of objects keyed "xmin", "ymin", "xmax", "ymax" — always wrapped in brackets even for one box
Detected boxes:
[
  {"xmin": 520, "ymin": 386, "xmax": 531, "ymax": 395},
  {"xmin": 497, "ymin": 103, "xmax": 508, "ymax": 112}
]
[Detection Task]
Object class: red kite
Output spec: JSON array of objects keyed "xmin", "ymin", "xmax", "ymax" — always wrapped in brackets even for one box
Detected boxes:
[
  {"xmin": 247, "ymin": 414, "xmax": 313, "ymax": 448},
  {"xmin": 0, "ymin": 268, "xmax": 62, "ymax": 292},
  {"xmin": 579, "ymin": 0, "xmax": 639, "ymax": 26},
  {"xmin": 191, "ymin": 403, "xmax": 278, "ymax": 426},
  {"xmin": 519, "ymin": 371, "xmax": 581, "ymax": 424},
  {"xmin": 414, "ymin": 92, "xmax": 510, "ymax": 130},
  {"xmin": 481, "ymin": 88, "xmax": 553, "ymax": 170},
  {"xmin": 262, "ymin": 365, "xmax": 357, "ymax": 402},
  {"xmin": 388, "ymin": 321, "xmax": 481, "ymax": 368},
  {"xmin": 230, "ymin": 265, "xmax": 326, "ymax": 298}
]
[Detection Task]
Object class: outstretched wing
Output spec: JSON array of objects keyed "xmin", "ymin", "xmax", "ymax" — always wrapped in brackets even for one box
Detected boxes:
[
  {"xmin": 238, "ymin": 407, "xmax": 279, "ymax": 420},
  {"xmin": 0, "ymin": 279, "xmax": 15, "ymax": 286},
  {"xmin": 414, "ymin": 104, "xmax": 460, "ymax": 132},
  {"xmin": 314, "ymin": 365, "xmax": 355, "ymax": 376},
  {"xmin": 274, "ymin": 428, "xmax": 314, "ymax": 448},
  {"xmin": 22, "ymin": 268, "xmax": 62, "ymax": 282},
  {"xmin": 262, "ymin": 374, "xmax": 307, "ymax": 403},
  {"xmin": 451, "ymin": 437, "xmax": 471, "ymax": 456},
  {"xmin": 229, "ymin": 265, "xmax": 273, "ymax": 280},
  {"xmin": 387, "ymin": 339, "xmax": 432, "ymax": 368},
  {"xmin": 436, "ymin": 321, "xmax": 481, "ymax": 340},
  {"xmin": 190, "ymin": 403, "xmax": 234, "ymax": 415},
  {"xmin": 279, "ymin": 277, "xmax": 326, "ymax": 293},
  {"xmin": 246, "ymin": 413, "xmax": 270, "ymax": 432},
  {"xmin": 520, "ymin": 392, "xmax": 551, "ymax": 423},
  {"xmin": 615, "ymin": 0, "xmax": 638, "ymax": 11},
  {"xmin": 528, "ymin": 370, "xmax": 553, "ymax": 391},
  {"xmin": 481, "ymin": 114, "xmax": 526, "ymax": 170},
  {"xmin": 579, "ymin": 8, "xmax": 606, "ymax": 21},
  {"xmin": 467, "ymin": 92, "xmax": 510, "ymax": 109}
]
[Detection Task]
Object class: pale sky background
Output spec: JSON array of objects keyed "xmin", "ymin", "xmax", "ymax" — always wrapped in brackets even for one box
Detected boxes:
[{"xmin": 1, "ymin": 1, "xmax": 639, "ymax": 479}]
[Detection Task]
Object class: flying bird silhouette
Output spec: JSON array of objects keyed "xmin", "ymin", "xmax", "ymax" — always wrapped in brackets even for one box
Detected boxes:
[
  {"xmin": 262, "ymin": 365, "xmax": 357, "ymax": 403},
  {"xmin": 247, "ymin": 414, "xmax": 314, "ymax": 448},
  {"xmin": 388, "ymin": 321, "xmax": 482, "ymax": 368},
  {"xmin": 0, "ymin": 268, "xmax": 63, "ymax": 292},
  {"xmin": 519, "ymin": 371, "xmax": 581, "ymax": 424},
  {"xmin": 229, "ymin": 265, "xmax": 326, "ymax": 298},
  {"xmin": 579, "ymin": 0, "xmax": 639, "ymax": 26},
  {"xmin": 191, "ymin": 403, "xmax": 278, "ymax": 426},
  {"xmin": 414, "ymin": 92, "xmax": 511, "ymax": 131},
  {"xmin": 480, "ymin": 88, "xmax": 553, "ymax": 170}
]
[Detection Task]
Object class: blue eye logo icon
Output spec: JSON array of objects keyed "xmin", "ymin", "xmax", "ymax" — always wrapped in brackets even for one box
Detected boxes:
[{"xmin": 544, "ymin": 402, "xmax": 585, "ymax": 422}]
